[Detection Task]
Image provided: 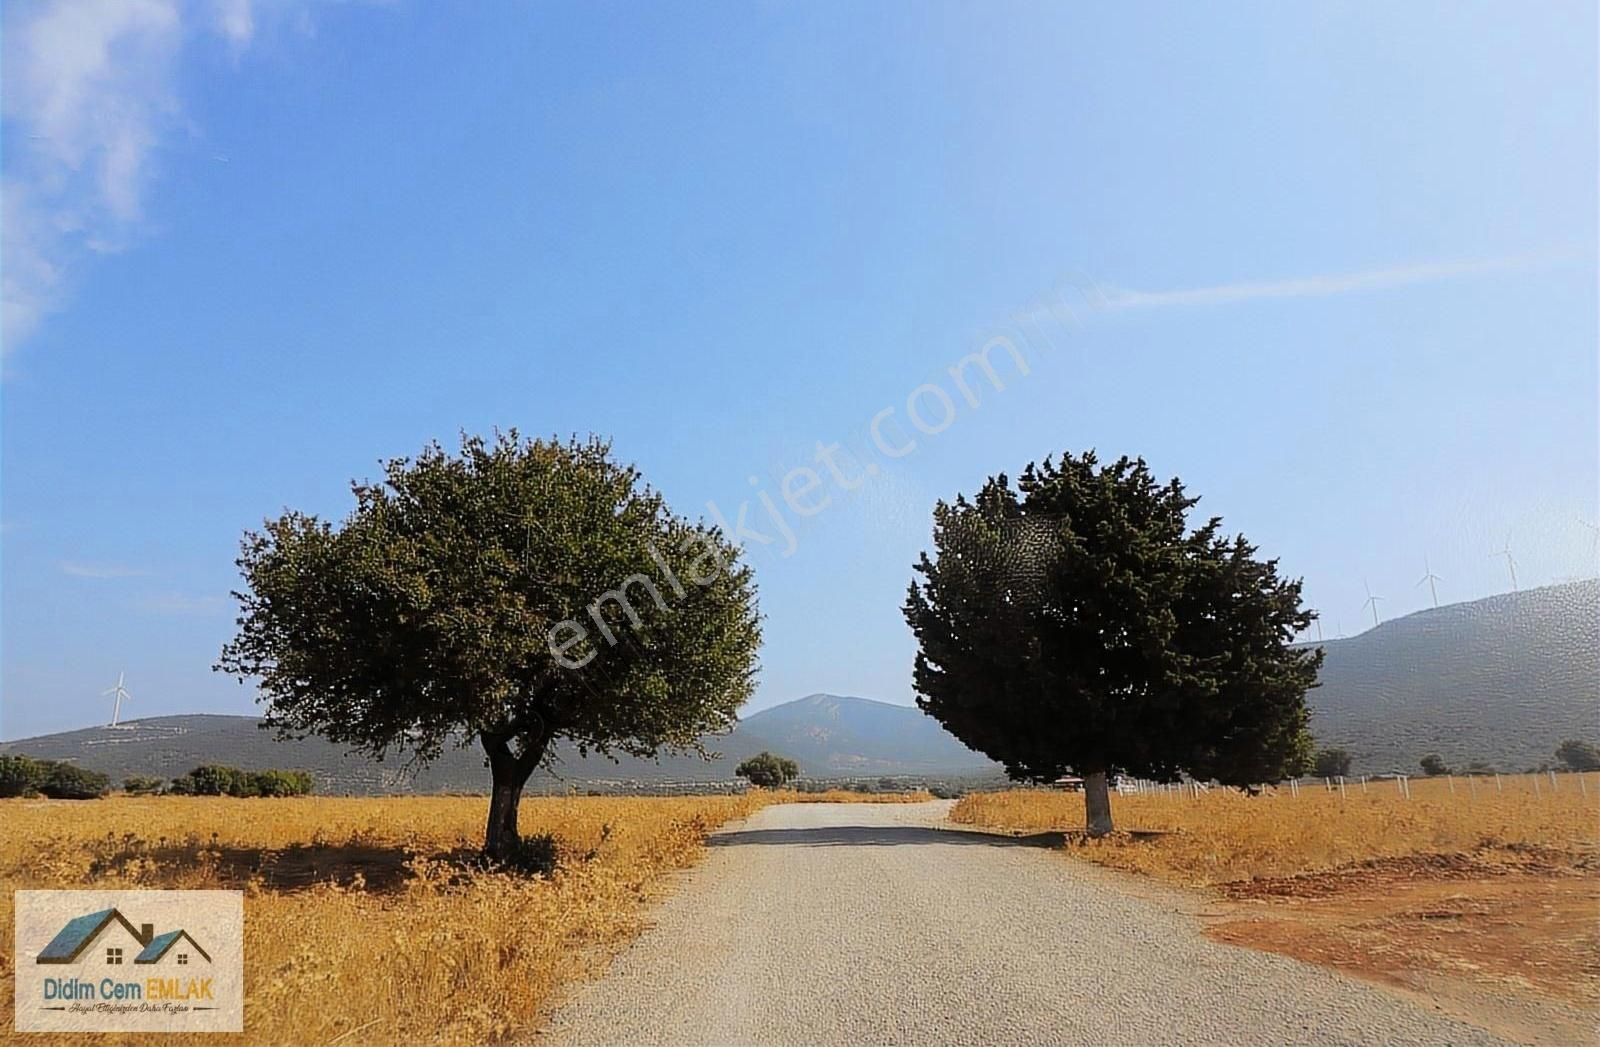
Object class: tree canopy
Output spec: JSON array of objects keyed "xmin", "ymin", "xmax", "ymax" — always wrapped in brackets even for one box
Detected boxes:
[
  {"xmin": 218, "ymin": 431, "xmax": 762, "ymax": 856},
  {"xmin": 903, "ymin": 451, "xmax": 1321, "ymax": 834},
  {"xmin": 735, "ymin": 751, "xmax": 799, "ymax": 789},
  {"xmin": 1312, "ymin": 748, "xmax": 1352, "ymax": 778},
  {"xmin": 1555, "ymin": 739, "xmax": 1600, "ymax": 772}
]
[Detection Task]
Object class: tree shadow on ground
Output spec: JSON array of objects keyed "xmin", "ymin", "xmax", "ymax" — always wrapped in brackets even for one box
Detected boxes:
[
  {"xmin": 89, "ymin": 842, "xmax": 415, "ymax": 891},
  {"xmin": 709, "ymin": 825, "xmax": 1067, "ymax": 849},
  {"xmin": 86, "ymin": 842, "xmax": 510, "ymax": 893}
]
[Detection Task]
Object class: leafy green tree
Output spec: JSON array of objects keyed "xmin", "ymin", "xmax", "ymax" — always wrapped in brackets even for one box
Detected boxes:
[
  {"xmin": 1312, "ymin": 747, "xmax": 1352, "ymax": 778},
  {"xmin": 249, "ymin": 770, "xmax": 315, "ymax": 797},
  {"xmin": 218, "ymin": 432, "xmax": 761, "ymax": 858},
  {"xmin": 37, "ymin": 762, "xmax": 111, "ymax": 799},
  {"xmin": 1419, "ymin": 753, "xmax": 1450, "ymax": 777},
  {"xmin": 735, "ymin": 751, "xmax": 799, "ymax": 789},
  {"xmin": 121, "ymin": 775, "xmax": 165, "ymax": 795},
  {"xmin": 903, "ymin": 452, "xmax": 1321, "ymax": 835},
  {"xmin": 0, "ymin": 755, "xmax": 44, "ymax": 797},
  {"xmin": 174, "ymin": 764, "xmax": 252, "ymax": 796},
  {"xmin": 1555, "ymin": 739, "xmax": 1600, "ymax": 773}
]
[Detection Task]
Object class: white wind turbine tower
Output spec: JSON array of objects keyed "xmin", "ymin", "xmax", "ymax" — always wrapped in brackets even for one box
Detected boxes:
[
  {"xmin": 1415, "ymin": 556, "xmax": 1443, "ymax": 609},
  {"xmin": 1491, "ymin": 534, "xmax": 1518, "ymax": 592},
  {"xmin": 1361, "ymin": 580, "xmax": 1383, "ymax": 629},
  {"xmin": 102, "ymin": 672, "xmax": 134, "ymax": 728}
]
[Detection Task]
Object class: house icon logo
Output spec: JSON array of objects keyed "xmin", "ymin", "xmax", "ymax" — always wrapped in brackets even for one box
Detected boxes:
[
  {"xmin": 36, "ymin": 908, "xmax": 213, "ymax": 968},
  {"xmin": 14, "ymin": 889, "xmax": 243, "ymax": 1033}
]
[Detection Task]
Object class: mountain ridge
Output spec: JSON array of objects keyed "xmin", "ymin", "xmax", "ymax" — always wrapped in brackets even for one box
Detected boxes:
[{"xmin": 4, "ymin": 581, "xmax": 1593, "ymax": 788}]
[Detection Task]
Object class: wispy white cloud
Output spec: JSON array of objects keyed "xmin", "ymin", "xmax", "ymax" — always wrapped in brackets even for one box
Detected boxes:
[
  {"xmin": 2, "ymin": 0, "xmax": 183, "ymax": 347},
  {"xmin": 1095, "ymin": 252, "xmax": 1575, "ymax": 313},
  {"xmin": 61, "ymin": 560, "xmax": 152, "ymax": 579},
  {"xmin": 0, "ymin": 1, "xmax": 356, "ymax": 353},
  {"xmin": 137, "ymin": 591, "xmax": 231, "ymax": 614}
]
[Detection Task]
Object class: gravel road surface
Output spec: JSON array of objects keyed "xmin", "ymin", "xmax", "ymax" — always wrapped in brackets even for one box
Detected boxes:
[{"xmin": 542, "ymin": 801, "xmax": 1512, "ymax": 1046}]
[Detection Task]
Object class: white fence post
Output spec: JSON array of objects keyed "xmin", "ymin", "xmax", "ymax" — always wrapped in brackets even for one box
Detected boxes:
[
  {"xmin": 1337, "ymin": 775, "xmax": 1347, "ymax": 799},
  {"xmin": 1549, "ymin": 770, "xmax": 1558, "ymax": 792},
  {"xmin": 1495, "ymin": 773, "xmax": 1502, "ymax": 793},
  {"xmin": 1447, "ymin": 774, "xmax": 1455, "ymax": 796},
  {"xmin": 1533, "ymin": 773, "xmax": 1542, "ymax": 798}
]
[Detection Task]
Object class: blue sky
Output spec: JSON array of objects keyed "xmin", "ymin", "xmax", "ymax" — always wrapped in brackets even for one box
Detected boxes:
[{"xmin": 2, "ymin": 1, "xmax": 1595, "ymax": 740}]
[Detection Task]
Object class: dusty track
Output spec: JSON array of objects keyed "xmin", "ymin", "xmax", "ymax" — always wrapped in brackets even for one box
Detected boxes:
[{"xmin": 541, "ymin": 801, "xmax": 1518, "ymax": 1045}]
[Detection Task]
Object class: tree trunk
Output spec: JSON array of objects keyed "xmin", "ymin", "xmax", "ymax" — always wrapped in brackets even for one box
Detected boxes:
[
  {"xmin": 482, "ymin": 729, "xmax": 550, "ymax": 859},
  {"xmin": 1083, "ymin": 770, "xmax": 1114, "ymax": 836},
  {"xmin": 484, "ymin": 777, "xmax": 526, "ymax": 859}
]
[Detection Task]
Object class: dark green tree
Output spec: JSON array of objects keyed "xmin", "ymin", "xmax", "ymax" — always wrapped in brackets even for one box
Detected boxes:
[
  {"xmin": 1555, "ymin": 739, "xmax": 1600, "ymax": 772},
  {"xmin": 1419, "ymin": 753, "xmax": 1451, "ymax": 777},
  {"xmin": 903, "ymin": 452, "xmax": 1321, "ymax": 835},
  {"xmin": 175, "ymin": 764, "xmax": 252, "ymax": 796},
  {"xmin": 249, "ymin": 770, "xmax": 315, "ymax": 797},
  {"xmin": 0, "ymin": 755, "xmax": 44, "ymax": 798},
  {"xmin": 121, "ymin": 775, "xmax": 165, "ymax": 795},
  {"xmin": 37, "ymin": 762, "xmax": 111, "ymax": 799},
  {"xmin": 735, "ymin": 751, "xmax": 799, "ymax": 788},
  {"xmin": 1312, "ymin": 747, "xmax": 1352, "ymax": 778},
  {"xmin": 1312, "ymin": 749, "xmax": 1350, "ymax": 784},
  {"xmin": 218, "ymin": 432, "xmax": 761, "ymax": 857}
]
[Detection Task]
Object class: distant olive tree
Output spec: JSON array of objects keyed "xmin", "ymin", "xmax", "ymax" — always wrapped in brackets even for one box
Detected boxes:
[
  {"xmin": 36, "ymin": 763, "xmax": 111, "ymax": 800},
  {"xmin": 0, "ymin": 755, "xmax": 44, "ymax": 797},
  {"xmin": 121, "ymin": 775, "xmax": 165, "ymax": 795},
  {"xmin": 1419, "ymin": 754, "xmax": 1450, "ymax": 777},
  {"xmin": 735, "ymin": 752, "xmax": 799, "ymax": 789},
  {"xmin": 1312, "ymin": 747, "xmax": 1352, "ymax": 779},
  {"xmin": 1555, "ymin": 739, "xmax": 1600, "ymax": 772}
]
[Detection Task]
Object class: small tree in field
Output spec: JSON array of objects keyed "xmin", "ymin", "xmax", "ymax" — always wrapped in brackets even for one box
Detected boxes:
[
  {"xmin": 1555, "ymin": 739, "xmax": 1600, "ymax": 773},
  {"xmin": 735, "ymin": 752, "xmax": 798, "ymax": 789},
  {"xmin": 0, "ymin": 755, "xmax": 44, "ymax": 797},
  {"xmin": 1419, "ymin": 753, "xmax": 1450, "ymax": 777},
  {"xmin": 904, "ymin": 452, "xmax": 1321, "ymax": 836},
  {"xmin": 1312, "ymin": 747, "xmax": 1352, "ymax": 778},
  {"xmin": 218, "ymin": 432, "xmax": 761, "ymax": 858}
]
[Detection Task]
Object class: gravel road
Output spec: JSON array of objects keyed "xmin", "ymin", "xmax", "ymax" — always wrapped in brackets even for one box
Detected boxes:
[{"xmin": 541, "ymin": 801, "xmax": 1512, "ymax": 1046}]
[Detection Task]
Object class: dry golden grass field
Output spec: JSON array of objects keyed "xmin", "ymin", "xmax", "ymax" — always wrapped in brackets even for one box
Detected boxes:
[
  {"xmin": 0, "ymin": 789, "xmax": 923, "ymax": 1045},
  {"xmin": 952, "ymin": 774, "xmax": 1600, "ymax": 1020}
]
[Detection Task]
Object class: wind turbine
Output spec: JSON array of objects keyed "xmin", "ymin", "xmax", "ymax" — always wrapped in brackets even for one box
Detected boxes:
[
  {"xmin": 1491, "ymin": 534, "xmax": 1518, "ymax": 592},
  {"xmin": 1415, "ymin": 556, "xmax": 1443, "ymax": 609},
  {"xmin": 102, "ymin": 672, "xmax": 134, "ymax": 727},
  {"xmin": 1361, "ymin": 580, "xmax": 1383, "ymax": 629}
]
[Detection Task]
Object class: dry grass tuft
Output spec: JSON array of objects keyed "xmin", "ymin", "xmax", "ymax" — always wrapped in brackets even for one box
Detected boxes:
[
  {"xmin": 950, "ymin": 773, "xmax": 1600, "ymax": 885},
  {"xmin": 0, "ymin": 794, "xmax": 769, "ymax": 1044}
]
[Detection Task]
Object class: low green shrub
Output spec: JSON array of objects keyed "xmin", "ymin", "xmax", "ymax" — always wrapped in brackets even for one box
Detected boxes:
[
  {"xmin": 121, "ymin": 775, "xmax": 165, "ymax": 795},
  {"xmin": 0, "ymin": 754, "xmax": 45, "ymax": 797},
  {"xmin": 37, "ymin": 762, "xmax": 112, "ymax": 799}
]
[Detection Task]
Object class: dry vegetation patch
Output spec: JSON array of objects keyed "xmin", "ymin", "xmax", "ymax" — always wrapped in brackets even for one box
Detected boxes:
[
  {"xmin": 1, "ymin": 793, "xmax": 770, "ymax": 1044},
  {"xmin": 951, "ymin": 775, "xmax": 1600, "ymax": 1020}
]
